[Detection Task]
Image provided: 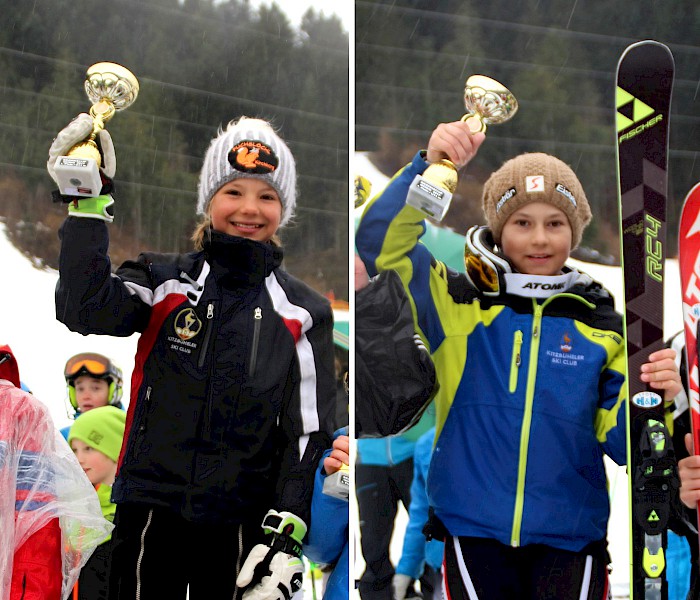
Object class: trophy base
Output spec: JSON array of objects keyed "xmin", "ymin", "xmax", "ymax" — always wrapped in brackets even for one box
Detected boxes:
[
  {"xmin": 406, "ymin": 174, "xmax": 452, "ymax": 222},
  {"xmin": 322, "ymin": 469, "xmax": 349, "ymax": 500},
  {"xmin": 54, "ymin": 156, "xmax": 103, "ymax": 197}
]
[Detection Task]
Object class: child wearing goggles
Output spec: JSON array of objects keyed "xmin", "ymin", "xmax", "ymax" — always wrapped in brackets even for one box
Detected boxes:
[{"xmin": 59, "ymin": 352, "xmax": 123, "ymax": 441}]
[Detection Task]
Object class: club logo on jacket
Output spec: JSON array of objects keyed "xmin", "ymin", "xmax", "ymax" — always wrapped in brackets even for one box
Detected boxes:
[
  {"xmin": 560, "ymin": 333, "xmax": 572, "ymax": 353},
  {"xmin": 546, "ymin": 333, "xmax": 584, "ymax": 367},
  {"xmin": 174, "ymin": 308, "xmax": 202, "ymax": 341}
]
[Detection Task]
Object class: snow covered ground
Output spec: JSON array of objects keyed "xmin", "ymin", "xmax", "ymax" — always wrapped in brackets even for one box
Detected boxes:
[{"xmin": 0, "ymin": 221, "xmax": 138, "ymax": 429}]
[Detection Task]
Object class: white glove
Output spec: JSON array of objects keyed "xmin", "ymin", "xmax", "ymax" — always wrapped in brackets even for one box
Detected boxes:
[
  {"xmin": 47, "ymin": 113, "xmax": 116, "ymax": 185},
  {"xmin": 392, "ymin": 573, "xmax": 413, "ymax": 600},
  {"xmin": 236, "ymin": 510, "xmax": 307, "ymax": 600},
  {"xmin": 236, "ymin": 544, "xmax": 303, "ymax": 600}
]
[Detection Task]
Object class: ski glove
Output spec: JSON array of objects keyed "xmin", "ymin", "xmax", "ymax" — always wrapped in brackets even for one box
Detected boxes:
[
  {"xmin": 236, "ymin": 510, "xmax": 307, "ymax": 600},
  {"xmin": 67, "ymin": 195, "xmax": 115, "ymax": 223},
  {"xmin": 47, "ymin": 113, "xmax": 116, "ymax": 184}
]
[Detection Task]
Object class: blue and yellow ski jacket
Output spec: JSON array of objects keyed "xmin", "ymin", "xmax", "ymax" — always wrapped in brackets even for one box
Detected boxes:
[{"xmin": 356, "ymin": 151, "xmax": 628, "ymax": 553}]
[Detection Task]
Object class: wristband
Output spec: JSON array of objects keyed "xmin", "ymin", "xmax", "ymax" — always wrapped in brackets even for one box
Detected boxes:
[
  {"xmin": 67, "ymin": 194, "xmax": 115, "ymax": 222},
  {"xmin": 261, "ymin": 510, "xmax": 307, "ymax": 558}
]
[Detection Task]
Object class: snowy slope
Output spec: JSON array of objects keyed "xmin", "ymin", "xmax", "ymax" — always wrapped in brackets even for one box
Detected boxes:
[{"xmin": 0, "ymin": 221, "xmax": 138, "ymax": 430}]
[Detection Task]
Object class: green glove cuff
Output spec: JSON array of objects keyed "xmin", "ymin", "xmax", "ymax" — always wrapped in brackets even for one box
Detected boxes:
[
  {"xmin": 261, "ymin": 510, "xmax": 307, "ymax": 558},
  {"xmin": 67, "ymin": 195, "xmax": 114, "ymax": 223}
]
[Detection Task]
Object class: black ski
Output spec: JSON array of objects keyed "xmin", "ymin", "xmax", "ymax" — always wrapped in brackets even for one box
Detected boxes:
[{"xmin": 616, "ymin": 40, "xmax": 676, "ymax": 600}]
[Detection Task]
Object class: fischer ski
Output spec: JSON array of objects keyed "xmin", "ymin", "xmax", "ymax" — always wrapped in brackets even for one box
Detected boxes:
[
  {"xmin": 616, "ymin": 40, "xmax": 676, "ymax": 600},
  {"xmin": 679, "ymin": 182, "xmax": 700, "ymax": 540}
]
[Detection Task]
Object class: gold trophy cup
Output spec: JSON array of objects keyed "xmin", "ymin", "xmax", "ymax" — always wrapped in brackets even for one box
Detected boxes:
[
  {"xmin": 406, "ymin": 75, "xmax": 518, "ymax": 221},
  {"xmin": 55, "ymin": 62, "xmax": 139, "ymax": 197}
]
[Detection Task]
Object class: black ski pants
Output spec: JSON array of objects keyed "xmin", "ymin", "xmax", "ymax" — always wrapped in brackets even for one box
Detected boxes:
[
  {"xmin": 356, "ymin": 458, "xmax": 414, "ymax": 600},
  {"xmin": 443, "ymin": 535, "xmax": 611, "ymax": 600},
  {"xmin": 107, "ymin": 503, "xmax": 262, "ymax": 600},
  {"xmin": 77, "ymin": 538, "xmax": 114, "ymax": 600}
]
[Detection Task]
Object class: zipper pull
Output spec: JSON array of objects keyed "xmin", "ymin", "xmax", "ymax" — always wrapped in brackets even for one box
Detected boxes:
[
  {"xmin": 533, "ymin": 304, "xmax": 543, "ymax": 338},
  {"xmin": 207, "ymin": 303, "xmax": 214, "ymax": 319},
  {"xmin": 254, "ymin": 307, "xmax": 262, "ymax": 320}
]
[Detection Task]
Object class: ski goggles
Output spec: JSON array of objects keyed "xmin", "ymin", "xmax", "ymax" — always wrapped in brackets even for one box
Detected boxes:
[
  {"xmin": 64, "ymin": 352, "xmax": 114, "ymax": 381},
  {"xmin": 463, "ymin": 226, "xmax": 512, "ymax": 297}
]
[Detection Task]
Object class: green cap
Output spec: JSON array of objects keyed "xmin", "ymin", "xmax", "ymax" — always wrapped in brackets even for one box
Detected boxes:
[{"xmin": 68, "ymin": 405, "xmax": 126, "ymax": 462}]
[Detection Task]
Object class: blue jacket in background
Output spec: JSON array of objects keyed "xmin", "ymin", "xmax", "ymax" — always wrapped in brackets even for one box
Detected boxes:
[
  {"xmin": 396, "ymin": 427, "xmax": 443, "ymax": 579},
  {"xmin": 357, "ymin": 404, "xmax": 436, "ymax": 466},
  {"xmin": 305, "ymin": 428, "xmax": 349, "ymax": 600}
]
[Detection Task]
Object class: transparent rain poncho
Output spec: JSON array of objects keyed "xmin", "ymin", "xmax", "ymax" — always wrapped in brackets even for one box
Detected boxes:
[{"xmin": 0, "ymin": 379, "xmax": 113, "ymax": 600}]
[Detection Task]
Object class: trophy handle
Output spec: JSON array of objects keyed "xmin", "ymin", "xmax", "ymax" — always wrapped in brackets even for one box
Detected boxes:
[
  {"xmin": 424, "ymin": 159, "xmax": 458, "ymax": 193},
  {"xmin": 67, "ymin": 102, "xmax": 115, "ymax": 165},
  {"xmin": 461, "ymin": 113, "xmax": 487, "ymax": 134},
  {"xmin": 89, "ymin": 101, "xmax": 117, "ymax": 133}
]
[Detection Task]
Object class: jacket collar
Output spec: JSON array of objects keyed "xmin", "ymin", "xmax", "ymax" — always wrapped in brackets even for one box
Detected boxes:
[{"xmin": 203, "ymin": 230, "xmax": 283, "ymax": 287}]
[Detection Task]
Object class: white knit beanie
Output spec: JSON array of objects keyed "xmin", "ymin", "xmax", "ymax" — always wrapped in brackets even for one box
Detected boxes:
[{"xmin": 196, "ymin": 117, "xmax": 296, "ymax": 227}]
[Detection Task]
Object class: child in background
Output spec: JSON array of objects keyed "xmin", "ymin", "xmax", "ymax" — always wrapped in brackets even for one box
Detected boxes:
[
  {"xmin": 302, "ymin": 429, "xmax": 350, "ymax": 600},
  {"xmin": 68, "ymin": 405, "xmax": 126, "ymax": 600},
  {"xmin": 392, "ymin": 426, "xmax": 443, "ymax": 600},
  {"xmin": 48, "ymin": 114, "xmax": 336, "ymax": 600},
  {"xmin": 355, "ymin": 120, "xmax": 681, "ymax": 597},
  {"xmin": 59, "ymin": 352, "xmax": 124, "ymax": 440}
]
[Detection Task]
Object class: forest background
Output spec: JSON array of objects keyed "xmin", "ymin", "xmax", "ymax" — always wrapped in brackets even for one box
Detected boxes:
[
  {"xmin": 3, "ymin": 1, "xmax": 698, "ymax": 297},
  {"xmin": 356, "ymin": 0, "xmax": 700, "ymax": 263},
  {"xmin": 0, "ymin": 0, "xmax": 349, "ymax": 298}
]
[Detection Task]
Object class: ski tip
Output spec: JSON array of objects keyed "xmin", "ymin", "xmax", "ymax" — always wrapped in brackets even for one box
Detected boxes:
[
  {"xmin": 628, "ymin": 39, "xmax": 669, "ymax": 49},
  {"xmin": 617, "ymin": 39, "xmax": 674, "ymax": 64},
  {"xmin": 686, "ymin": 182, "xmax": 700, "ymax": 200}
]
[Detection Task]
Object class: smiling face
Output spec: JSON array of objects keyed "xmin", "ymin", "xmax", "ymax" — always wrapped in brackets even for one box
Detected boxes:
[
  {"xmin": 500, "ymin": 202, "xmax": 572, "ymax": 276},
  {"xmin": 70, "ymin": 438, "xmax": 117, "ymax": 486},
  {"xmin": 208, "ymin": 178, "xmax": 282, "ymax": 242},
  {"xmin": 73, "ymin": 375, "xmax": 110, "ymax": 413}
]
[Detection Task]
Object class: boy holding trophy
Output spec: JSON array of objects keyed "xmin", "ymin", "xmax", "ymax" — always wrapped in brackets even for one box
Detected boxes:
[{"xmin": 355, "ymin": 115, "xmax": 681, "ymax": 597}]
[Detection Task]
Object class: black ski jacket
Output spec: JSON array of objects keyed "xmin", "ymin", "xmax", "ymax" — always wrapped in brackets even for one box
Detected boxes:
[{"xmin": 56, "ymin": 218, "xmax": 335, "ymax": 526}]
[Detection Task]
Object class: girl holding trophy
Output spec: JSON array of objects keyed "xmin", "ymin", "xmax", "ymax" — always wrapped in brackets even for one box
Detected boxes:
[{"xmin": 47, "ymin": 97, "xmax": 336, "ymax": 598}]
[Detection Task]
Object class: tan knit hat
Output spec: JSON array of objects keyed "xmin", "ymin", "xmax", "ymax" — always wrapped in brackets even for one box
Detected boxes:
[{"xmin": 482, "ymin": 153, "xmax": 592, "ymax": 249}]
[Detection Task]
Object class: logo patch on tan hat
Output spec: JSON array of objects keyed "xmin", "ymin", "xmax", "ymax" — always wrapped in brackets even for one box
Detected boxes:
[
  {"xmin": 555, "ymin": 183, "xmax": 577, "ymax": 207},
  {"xmin": 495, "ymin": 187, "xmax": 516, "ymax": 213},
  {"xmin": 525, "ymin": 176, "xmax": 544, "ymax": 192},
  {"xmin": 228, "ymin": 140, "xmax": 279, "ymax": 174}
]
